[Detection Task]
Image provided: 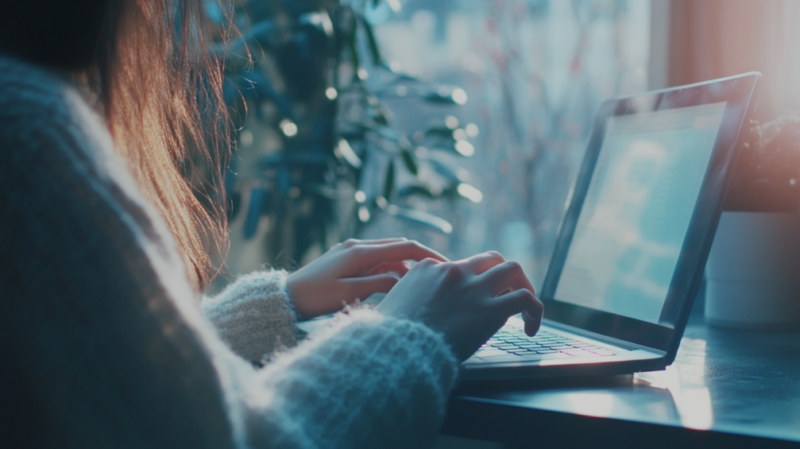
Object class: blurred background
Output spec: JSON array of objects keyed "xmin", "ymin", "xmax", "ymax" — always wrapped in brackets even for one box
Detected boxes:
[{"xmin": 212, "ymin": 0, "xmax": 800, "ymax": 293}]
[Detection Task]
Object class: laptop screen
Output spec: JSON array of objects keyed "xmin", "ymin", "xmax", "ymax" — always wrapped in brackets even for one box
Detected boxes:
[
  {"xmin": 540, "ymin": 73, "xmax": 759, "ymax": 355},
  {"xmin": 553, "ymin": 103, "xmax": 727, "ymax": 324}
]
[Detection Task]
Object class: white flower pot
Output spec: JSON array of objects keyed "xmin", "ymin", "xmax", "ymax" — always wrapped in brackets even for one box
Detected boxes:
[{"xmin": 705, "ymin": 211, "xmax": 800, "ymax": 329}]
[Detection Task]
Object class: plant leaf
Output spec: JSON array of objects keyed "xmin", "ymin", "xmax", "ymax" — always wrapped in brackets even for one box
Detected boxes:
[
  {"xmin": 387, "ymin": 205, "xmax": 453, "ymax": 234},
  {"xmin": 424, "ymin": 126, "xmax": 457, "ymax": 139},
  {"xmin": 429, "ymin": 158, "xmax": 466, "ymax": 183},
  {"xmin": 361, "ymin": 18, "xmax": 383, "ymax": 66},
  {"xmin": 400, "ymin": 146, "xmax": 418, "ymax": 176},
  {"xmin": 365, "ymin": 94, "xmax": 390, "ymax": 125},
  {"xmin": 243, "ymin": 186, "xmax": 266, "ymax": 240},
  {"xmin": 428, "ymin": 142, "xmax": 475, "ymax": 157},
  {"xmin": 348, "ymin": 20, "xmax": 361, "ymax": 80},
  {"xmin": 369, "ymin": 105, "xmax": 389, "ymax": 126},
  {"xmin": 334, "ymin": 139, "xmax": 363, "ymax": 169},
  {"xmin": 397, "ymin": 184, "xmax": 438, "ymax": 198},
  {"xmin": 423, "ymin": 86, "xmax": 468, "ymax": 105},
  {"xmin": 383, "ymin": 159, "xmax": 396, "ymax": 200}
]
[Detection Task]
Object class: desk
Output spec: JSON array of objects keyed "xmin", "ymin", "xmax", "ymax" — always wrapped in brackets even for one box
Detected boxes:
[{"xmin": 443, "ymin": 315, "xmax": 800, "ymax": 448}]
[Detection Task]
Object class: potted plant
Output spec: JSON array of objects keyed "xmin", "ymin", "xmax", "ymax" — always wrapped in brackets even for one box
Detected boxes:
[
  {"xmin": 213, "ymin": 0, "xmax": 482, "ymax": 277},
  {"xmin": 706, "ymin": 115, "xmax": 800, "ymax": 329}
]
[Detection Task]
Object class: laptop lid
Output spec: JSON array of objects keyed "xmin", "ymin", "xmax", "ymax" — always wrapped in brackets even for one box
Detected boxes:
[{"xmin": 539, "ymin": 73, "xmax": 760, "ymax": 364}]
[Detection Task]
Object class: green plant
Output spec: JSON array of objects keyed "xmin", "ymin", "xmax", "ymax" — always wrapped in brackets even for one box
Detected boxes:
[{"xmin": 217, "ymin": 0, "xmax": 483, "ymax": 266}]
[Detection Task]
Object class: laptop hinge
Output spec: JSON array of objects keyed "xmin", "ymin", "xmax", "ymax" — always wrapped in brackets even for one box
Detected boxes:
[{"xmin": 542, "ymin": 318, "xmax": 667, "ymax": 356}]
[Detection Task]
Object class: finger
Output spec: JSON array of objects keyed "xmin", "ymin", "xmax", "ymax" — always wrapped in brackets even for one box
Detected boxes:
[
  {"xmin": 478, "ymin": 260, "xmax": 536, "ymax": 297},
  {"xmin": 459, "ymin": 251, "xmax": 505, "ymax": 275},
  {"xmin": 350, "ymin": 240, "xmax": 448, "ymax": 272},
  {"xmin": 331, "ymin": 238, "xmax": 408, "ymax": 251},
  {"xmin": 364, "ymin": 261, "xmax": 410, "ymax": 277},
  {"xmin": 357, "ymin": 237, "xmax": 408, "ymax": 244},
  {"xmin": 524, "ymin": 307, "xmax": 544, "ymax": 337},
  {"xmin": 492, "ymin": 288, "xmax": 544, "ymax": 336},
  {"xmin": 337, "ymin": 237, "xmax": 408, "ymax": 249},
  {"xmin": 342, "ymin": 274, "xmax": 400, "ymax": 301}
]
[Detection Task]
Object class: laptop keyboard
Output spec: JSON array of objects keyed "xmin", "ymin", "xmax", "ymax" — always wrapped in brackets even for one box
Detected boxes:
[{"xmin": 481, "ymin": 327, "xmax": 616, "ymax": 357}]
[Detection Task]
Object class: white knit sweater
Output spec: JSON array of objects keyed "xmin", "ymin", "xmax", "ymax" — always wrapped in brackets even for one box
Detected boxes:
[
  {"xmin": 0, "ymin": 55, "xmax": 459, "ymax": 449},
  {"xmin": 202, "ymin": 270, "xmax": 300, "ymax": 364}
]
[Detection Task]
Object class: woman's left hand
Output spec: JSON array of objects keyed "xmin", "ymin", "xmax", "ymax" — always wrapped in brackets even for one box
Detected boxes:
[{"xmin": 286, "ymin": 238, "xmax": 448, "ymax": 319}]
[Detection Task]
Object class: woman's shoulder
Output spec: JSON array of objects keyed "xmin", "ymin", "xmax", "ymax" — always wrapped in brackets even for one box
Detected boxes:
[
  {"xmin": 0, "ymin": 55, "xmax": 74, "ymax": 121},
  {"xmin": 0, "ymin": 55, "xmax": 114, "ymax": 173},
  {"xmin": 0, "ymin": 55, "xmax": 107, "ymax": 136}
]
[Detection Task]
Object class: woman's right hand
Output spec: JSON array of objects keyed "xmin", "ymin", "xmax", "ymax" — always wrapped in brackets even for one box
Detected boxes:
[{"xmin": 376, "ymin": 251, "xmax": 543, "ymax": 361}]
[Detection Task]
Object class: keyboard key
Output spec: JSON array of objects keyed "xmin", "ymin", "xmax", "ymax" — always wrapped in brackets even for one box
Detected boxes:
[{"xmin": 509, "ymin": 349, "xmax": 532, "ymax": 354}]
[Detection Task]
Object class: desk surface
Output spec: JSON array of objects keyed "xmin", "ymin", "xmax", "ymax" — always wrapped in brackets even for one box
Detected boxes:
[{"xmin": 444, "ymin": 315, "xmax": 800, "ymax": 448}]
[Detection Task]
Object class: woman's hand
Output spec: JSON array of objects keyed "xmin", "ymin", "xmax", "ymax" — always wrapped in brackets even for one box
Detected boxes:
[
  {"xmin": 286, "ymin": 238, "xmax": 448, "ymax": 319},
  {"xmin": 376, "ymin": 251, "xmax": 543, "ymax": 361}
]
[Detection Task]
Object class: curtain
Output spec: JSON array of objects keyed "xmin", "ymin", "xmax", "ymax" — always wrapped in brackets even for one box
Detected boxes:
[{"xmin": 669, "ymin": 0, "xmax": 800, "ymax": 119}]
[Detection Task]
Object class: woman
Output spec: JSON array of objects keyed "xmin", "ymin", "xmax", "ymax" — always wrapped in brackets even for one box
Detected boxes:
[{"xmin": 0, "ymin": 1, "xmax": 543, "ymax": 448}]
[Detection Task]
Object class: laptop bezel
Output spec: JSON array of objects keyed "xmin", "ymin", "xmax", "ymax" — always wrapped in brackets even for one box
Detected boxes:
[{"xmin": 539, "ymin": 73, "xmax": 761, "ymax": 363}]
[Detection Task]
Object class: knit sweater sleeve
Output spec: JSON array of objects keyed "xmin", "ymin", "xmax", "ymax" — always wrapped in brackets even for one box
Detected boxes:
[
  {"xmin": 0, "ymin": 57, "xmax": 460, "ymax": 449},
  {"xmin": 237, "ymin": 308, "xmax": 459, "ymax": 448},
  {"xmin": 200, "ymin": 274, "xmax": 461, "ymax": 448},
  {"xmin": 202, "ymin": 271, "xmax": 299, "ymax": 363}
]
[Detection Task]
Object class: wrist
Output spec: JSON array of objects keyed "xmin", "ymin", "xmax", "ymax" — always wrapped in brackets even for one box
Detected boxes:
[{"xmin": 285, "ymin": 271, "xmax": 315, "ymax": 320}]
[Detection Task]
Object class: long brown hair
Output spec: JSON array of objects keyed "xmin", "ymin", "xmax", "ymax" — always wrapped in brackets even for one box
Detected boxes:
[{"xmin": 85, "ymin": 0, "xmax": 234, "ymax": 290}]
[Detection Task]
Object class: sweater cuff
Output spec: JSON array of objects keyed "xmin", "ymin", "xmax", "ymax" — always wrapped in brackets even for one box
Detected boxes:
[
  {"xmin": 247, "ymin": 308, "xmax": 459, "ymax": 449},
  {"xmin": 294, "ymin": 308, "xmax": 459, "ymax": 389},
  {"xmin": 202, "ymin": 270, "xmax": 299, "ymax": 363}
]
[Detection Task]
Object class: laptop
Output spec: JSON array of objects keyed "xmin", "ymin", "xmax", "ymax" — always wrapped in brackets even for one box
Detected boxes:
[{"xmin": 461, "ymin": 73, "xmax": 761, "ymax": 382}]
